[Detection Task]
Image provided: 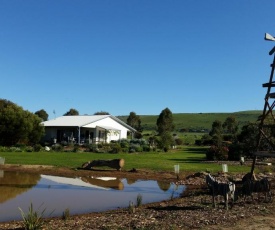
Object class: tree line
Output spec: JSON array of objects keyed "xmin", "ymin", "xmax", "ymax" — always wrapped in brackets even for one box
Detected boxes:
[{"xmin": 0, "ymin": 98, "xmax": 267, "ymax": 158}]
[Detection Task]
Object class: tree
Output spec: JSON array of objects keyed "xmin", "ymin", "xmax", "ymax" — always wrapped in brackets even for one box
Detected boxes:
[
  {"xmin": 64, "ymin": 108, "xmax": 79, "ymax": 116},
  {"xmin": 156, "ymin": 108, "xmax": 175, "ymax": 151},
  {"xmin": 222, "ymin": 116, "xmax": 238, "ymax": 134},
  {"xmin": 126, "ymin": 112, "xmax": 143, "ymax": 138},
  {"xmin": 209, "ymin": 120, "xmax": 223, "ymax": 146},
  {"xmin": 0, "ymin": 99, "xmax": 45, "ymax": 146},
  {"xmin": 156, "ymin": 108, "xmax": 175, "ymax": 135},
  {"xmin": 35, "ymin": 109, "xmax": 48, "ymax": 121},
  {"xmin": 94, "ymin": 111, "xmax": 110, "ymax": 115}
]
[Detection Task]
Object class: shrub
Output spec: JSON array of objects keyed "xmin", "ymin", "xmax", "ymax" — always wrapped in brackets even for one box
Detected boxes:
[
  {"xmin": 228, "ymin": 143, "xmax": 244, "ymax": 161},
  {"xmin": 206, "ymin": 145, "xmax": 229, "ymax": 161},
  {"xmin": 62, "ymin": 208, "xmax": 70, "ymax": 221},
  {"xmin": 25, "ymin": 146, "xmax": 34, "ymax": 152},
  {"xmin": 136, "ymin": 194, "xmax": 142, "ymax": 207},
  {"xmin": 110, "ymin": 143, "xmax": 121, "ymax": 153},
  {"xmin": 19, "ymin": 203, "xmax": 46, "ymax": 230},
  {"xmin": 174, "ymin": 138, "xmax": 183, "ymax": 145},
  {"xmin": 0, "ymin": 146, "xmax": 7, "ymax": 152},
  {"xmin": 33, "ymin": 144, "xmax": 42, "ymax": 152},
  {"xmin": 142, "ymin": 145, "xmax": 151, "ymax": 152},
  {"xmin": 119, "ymin": 139, "xmax": 129, "ymax": 148},
  {"xmin": 51, "ymin": 144, "xmax": 63, "ymax": 152},
  {"xmin": 73, "ymin": 145, "xmax": 80, "ymax": 152}
]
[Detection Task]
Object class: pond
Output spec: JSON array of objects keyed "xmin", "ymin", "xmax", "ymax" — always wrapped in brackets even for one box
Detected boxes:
[{"xmin": 0, "ymin": 171, "xmax": 185, "ymax": 222}]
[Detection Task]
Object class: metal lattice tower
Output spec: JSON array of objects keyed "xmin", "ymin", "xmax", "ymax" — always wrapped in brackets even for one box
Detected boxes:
[{"xmin": 250, "ymin": 33, "xmax": 275, "ymax": 175}]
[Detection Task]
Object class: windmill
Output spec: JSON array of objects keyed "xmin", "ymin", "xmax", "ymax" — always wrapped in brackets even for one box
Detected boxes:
[{"xmin": 250, "ymin": 32, "xmax": 275, "ymax": 175}]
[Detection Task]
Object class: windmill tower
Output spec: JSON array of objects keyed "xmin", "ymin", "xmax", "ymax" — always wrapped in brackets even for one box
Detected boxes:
[{"xmin": 250, "ymin": 33, "xmax": 275, "ymax": 175}]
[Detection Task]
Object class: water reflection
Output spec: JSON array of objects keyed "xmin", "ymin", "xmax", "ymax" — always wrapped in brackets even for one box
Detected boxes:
[
  {"xmin": 0, "ymin": 171, "xmax": 185, "ymax": 222},
  {"xmin": 0, "ymin": 171, "xmax": 40, "ymax": 203},
  {"xmin": 81, "ymin": 177, "xmax": 124, "ymax": 190}
]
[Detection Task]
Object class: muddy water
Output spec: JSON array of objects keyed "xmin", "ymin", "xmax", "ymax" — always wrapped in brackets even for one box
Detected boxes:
[{"xmin": 0, "ymin": 171, "xmax": 185, "ymax": 222}]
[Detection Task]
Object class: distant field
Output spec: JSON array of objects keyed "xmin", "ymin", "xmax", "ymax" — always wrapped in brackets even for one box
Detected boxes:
[{"xmin": 118, "ymin": 110, "xmax": 262, "ymax": 132}]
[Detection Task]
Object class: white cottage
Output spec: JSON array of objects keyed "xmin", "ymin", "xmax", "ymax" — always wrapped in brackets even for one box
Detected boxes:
[{"xmin": 41, "ymin": 115, "xmax": 136, "ymax": 144}]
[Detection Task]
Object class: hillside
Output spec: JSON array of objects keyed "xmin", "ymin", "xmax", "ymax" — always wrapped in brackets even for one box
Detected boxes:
[{"xmin": 118, "ymin": 110, "xmax": 262, "ymax": 132}]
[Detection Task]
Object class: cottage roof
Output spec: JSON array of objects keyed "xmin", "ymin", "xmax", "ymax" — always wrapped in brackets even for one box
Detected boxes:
[{"xmin": 41, "ymin": 115, "xmax": 136, "ymax": 132}]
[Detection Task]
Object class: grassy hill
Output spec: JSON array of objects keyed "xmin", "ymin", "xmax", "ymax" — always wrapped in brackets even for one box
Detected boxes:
[{"xmin": 118, "ymin": 110, "xmax": 262, "ymax": 132}]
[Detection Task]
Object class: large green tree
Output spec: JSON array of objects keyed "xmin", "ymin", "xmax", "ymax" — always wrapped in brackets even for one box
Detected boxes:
[
  {"xmin": 127, "ymin": 112, "xmax": 143, "ymax": 137},
  {"xmin": 0, "ymin": 99, "xmax": 45, "ymax": 146},
  {"xmin": 222, "ymin": 116, "xmax": 238, "ymax": 134},
  {"xmin": 156, "ymin": 108, "xmax": 175, "ymax": 151},
  {"xmin": 35, "ymin": 109, "xmax": 48, "ymax": 121},
  {"xmin": 156, "ymin": 108, "xmax": 174, "ymax": 135},
  {"xmin": 64, "ymin": 108, "xmax": 79, "ymax": 116},
  {"xmin": 209, "ymin": 120, "xmax": 223, "ymax": 146}
]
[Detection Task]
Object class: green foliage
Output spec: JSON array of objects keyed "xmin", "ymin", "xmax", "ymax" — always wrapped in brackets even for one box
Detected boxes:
[
  {"xmin": 62, "ymin": 208, "xmax": 70, "ymax": 221},
  {"xmin": 237, "ymin": 122, "xmax": 259, "ymax": 156},
  {"xmin": 174, "ymin": 138, "xmax": 183, "ymax": 145},
  {"xmin": 155, "ymin": 108, "xmax": 175, "ymax": 151},
  {"xmin": 199, "ymin": 134, "xmax": 213, "ymax": 145},
  {"xmin": 34, "ymin": 109, "xmax": 48, "ymax": 121},
  {"xmin": 63, "ymin": 108, "xmax": 79, "ymax": 116},
  {"xmin": 0, "ymin": 99, "xmax": 45, "ymax": 146},
  {"xmin": 19, "ymin": 203, "xmax": 46, "ymax": 230},
  {"xmin": 25, "ymin": 146, "xmax": 34, "ymax": 152},
  {"xmin": 94, "ymin": 111, "xmax": 110, "ymax": 115},
  {"xmin": 157, "ymin": 132, "xmax": 174, "ymax": 152},
  {"xmin": 206, "ymin": 145, "xmax": 229, "ymax": 160},
  {"xmin": 128, "ymin": 201, "xmax": 135, "ymax": 214},
  {"xmin": 222, "ymin": 116, "xmax": 238, "ymax": 135},
  {"xmin": 33, "ymin": 144, "xmax": 42, "ymax": 152},
  {"xmin": 51, "ymin": 144, "xmax": 63, "ymax": 152},
  {"xmin": 110, "ymin": 143, "xmax": 121, "ymax": 153},
  {"xmin": 73, "ymin": 145, "xmax": 80, "ymax": 152},
  {"xmin": 156, "ymin": 108, "xmax": 175, "ymax": 135},
  {"xmin": 136, "ymin": 194, "xmax": 143, "ymax": 207},
  {"xmin": 127, "ymin": 111, "xmax": 143, "ymax": 135},
  {"xmin": 228, "ymin": 143, "xmax": 244, "ymax": 161},
  {"xmin": 209, "ymin": 120, "xmax": 223, "ymax": 137}
]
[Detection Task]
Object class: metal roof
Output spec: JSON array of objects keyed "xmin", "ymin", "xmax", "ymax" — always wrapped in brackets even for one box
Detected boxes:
[
  {"xmin": 41, "ymin": 115, "xmax": 109, "ymax": 127},
  {"xmin": 41, "ymin": 115, "xmax": 136, "ymax": 132}
]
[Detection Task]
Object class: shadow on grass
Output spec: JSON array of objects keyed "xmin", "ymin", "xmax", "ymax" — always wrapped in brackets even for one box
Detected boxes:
[
  {"xmin": 169, "ymin": 157, "xmax": 206, "ymax": 164},
  {"xmin": 184, "ymin": 147, "xmax": 208, "ymax": 154}
]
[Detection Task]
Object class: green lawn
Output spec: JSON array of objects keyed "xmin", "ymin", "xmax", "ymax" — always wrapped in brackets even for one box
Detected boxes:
[{"xmin": 0, "ymin": 146, "xmax": 251, "ymax": 174}]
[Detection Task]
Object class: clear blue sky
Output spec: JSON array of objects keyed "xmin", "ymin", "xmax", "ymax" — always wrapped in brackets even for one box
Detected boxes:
[{"xmin": 1, "ymin": 1, "xmax": 275, "ymax": 119}]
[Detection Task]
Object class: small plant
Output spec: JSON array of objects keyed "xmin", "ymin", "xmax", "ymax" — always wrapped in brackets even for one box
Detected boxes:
[
  {"xmin": 19, "ymin": 203, "xmax": 46, "ymax": 230},
  {"xmin": 62, "ymin": 208, "xmax": 70, "ymax": 221},
  {"xmin": 136, "ymin": 194, "xmax": 142, "ymax": 207},
  {"xmin": 128, "ymin": 201, "xmax": 135, "ymax": 214}
]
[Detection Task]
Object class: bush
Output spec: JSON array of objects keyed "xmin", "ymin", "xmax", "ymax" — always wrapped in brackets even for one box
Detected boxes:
[
  {"xmin": 51, "ymin": 144, "xmax": 63, "ymax": 152},
  {"xmin": 19, "ymin": 203, "xmax": 46, "ymax": 230},
  {"xmin": 73, "ymin": 145, "xmax": 80, "ymax": 152},
  {"xmin": 174, "ymin": 138, "xmax": 183, "ymax": 145},
  {"xmin": 228, "ymin": 143, "xmax": 244, "ymax": 161},
  {"xmin": 110, "ymin": 143, "xmax": 121, "ymax": 153},
  {"xmin": 33, "ymin": 144, "xmax": 42, "ymax": 152},
  {"xmin": 0, "ymin": 146, "xmax": 7, "ymax": 152},
  {"xmin": 119, "ymin": 139, "xmax": 129, "ymax": 148},
  {"xmin": 206, "ymin": 145, "xmax": 229, "ymax": 160},
  {"xmin": 142, "ymin": 145, "xmax": 151, "ymax": 152},
  {"xmin": 25, "ymin": 146, "xmax": 33, "ymax": 152}
]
